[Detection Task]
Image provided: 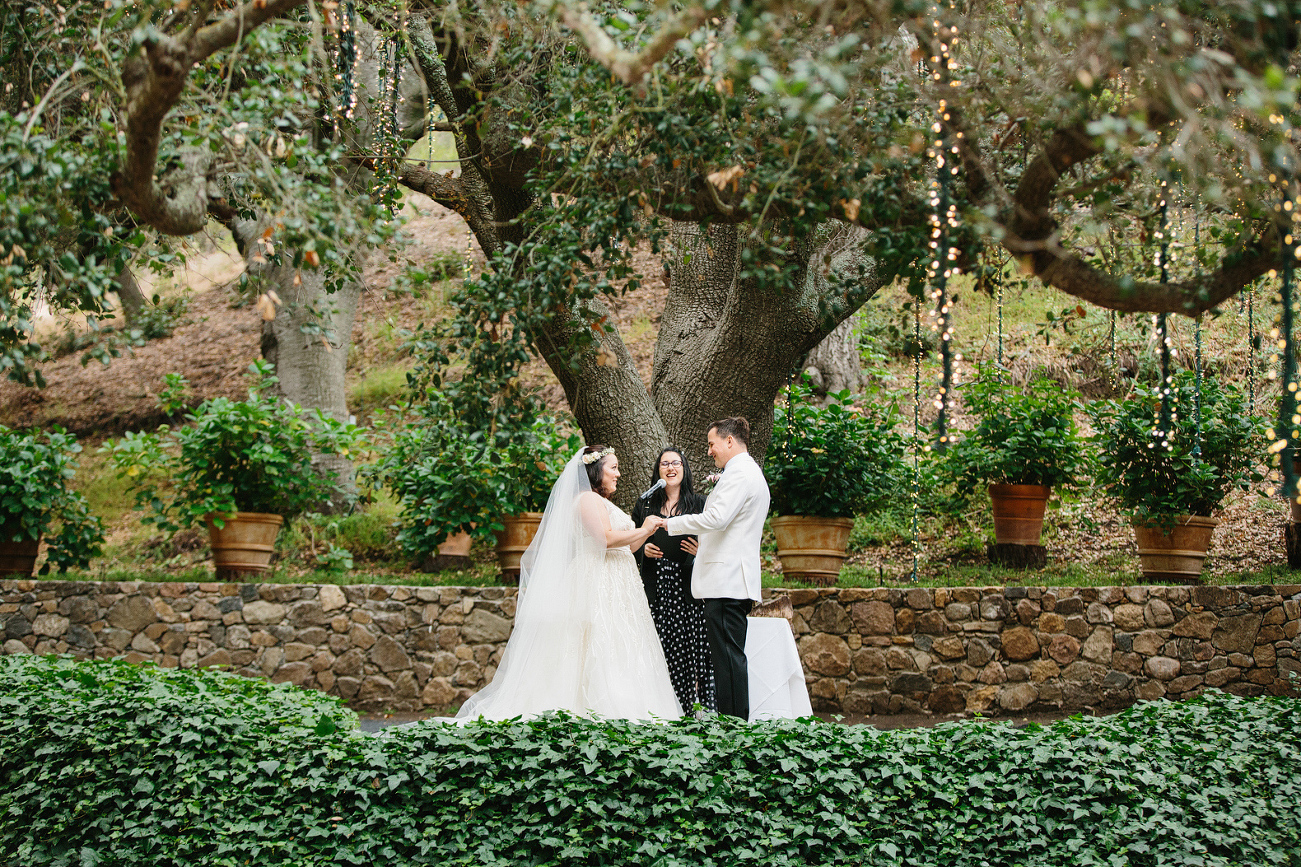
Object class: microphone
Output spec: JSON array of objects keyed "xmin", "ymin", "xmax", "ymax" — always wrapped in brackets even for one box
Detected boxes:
[{"xmin": 639, "ymin": 478, "xmax": 666, "ymax": 500}]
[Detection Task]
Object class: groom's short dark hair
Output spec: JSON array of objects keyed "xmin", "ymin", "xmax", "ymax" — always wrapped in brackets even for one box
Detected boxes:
[{"xmin": 709, "ymin": 416, "xmax": 750, "ymax": 445}]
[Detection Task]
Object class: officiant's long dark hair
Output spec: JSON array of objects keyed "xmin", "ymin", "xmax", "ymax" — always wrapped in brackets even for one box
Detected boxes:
[{"xmin": 644, "ymin": 446, "xmax": 706, "ymax": 517}]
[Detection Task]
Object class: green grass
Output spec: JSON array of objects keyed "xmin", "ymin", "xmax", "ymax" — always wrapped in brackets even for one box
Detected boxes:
[
  {"xmin": 348, "ymin": 363, "xmax": 412, "ymax": 416},
  {"xmin": 69, "ymin": 447, "xmax": 138, "ymax": 527}
]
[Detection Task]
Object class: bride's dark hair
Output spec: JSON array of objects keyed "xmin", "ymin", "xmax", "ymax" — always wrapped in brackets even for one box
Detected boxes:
[{"xmin": 582, "ymin": 445, "xmax": 615, "ymax": 498}]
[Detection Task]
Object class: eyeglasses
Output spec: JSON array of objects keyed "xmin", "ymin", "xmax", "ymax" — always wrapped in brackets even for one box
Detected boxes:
[{"xmin": 659, "ymin": 460, "xmax": 683, "ymax": 468}]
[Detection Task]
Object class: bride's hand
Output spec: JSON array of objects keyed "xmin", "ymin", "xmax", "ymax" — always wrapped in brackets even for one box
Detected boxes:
[{"xmin": 642, "ymin": 515, "xmax": 667, "ymax": 533}]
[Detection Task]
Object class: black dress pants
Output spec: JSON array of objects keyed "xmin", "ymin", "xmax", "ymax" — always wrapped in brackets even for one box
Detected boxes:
[{"xmin": 703, "ymin": 597, "xmax": 752, "ymax": 720}]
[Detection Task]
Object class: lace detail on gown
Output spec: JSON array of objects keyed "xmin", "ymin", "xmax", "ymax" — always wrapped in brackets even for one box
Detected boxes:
[{"xmin": 456, "ymin": 498, "xmax": 682, "ymax": 721}]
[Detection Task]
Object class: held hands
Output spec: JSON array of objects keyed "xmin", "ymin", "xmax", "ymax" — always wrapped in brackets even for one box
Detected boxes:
[{"xmin": 642, "ymin": 515, "xmax": 667, "ymax": 534}]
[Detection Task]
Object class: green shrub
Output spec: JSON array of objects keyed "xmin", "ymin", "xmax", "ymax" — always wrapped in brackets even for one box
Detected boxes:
[
  {"xmin": 767, "ymin": 385, "xmax": 909, "ymax": 518},
  {"xmin": 3, "ymin": 655, "xmax": 1300, "ymax": 866},
  {"xmin": 104, "ymin": 362, "xmax": 366, "ymax": 531},
  {"xmin": 1091, "ymin": 372, "xmax": 1266, "ymax": 523},
  {"xmin": 944, "ymin": 364, "xmax": 1088, "ymax": 490},
  {"xmin": 363, "ymin": 395, "xmax": 579, "ymax": 557},
  {"xmin": 0, "ymin": 426, "xmax": 104, "ymax": 572}
]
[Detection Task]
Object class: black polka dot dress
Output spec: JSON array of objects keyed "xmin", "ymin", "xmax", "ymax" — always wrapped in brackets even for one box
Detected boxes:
[{"xmin": 642, "ymin": 524, "xmax": 716, "ymax": 712}]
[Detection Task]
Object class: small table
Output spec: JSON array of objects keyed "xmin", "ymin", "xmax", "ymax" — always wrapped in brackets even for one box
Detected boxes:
[{"xmin": 745, "ymin": 616, "xmax": 813, "ymax": 721}]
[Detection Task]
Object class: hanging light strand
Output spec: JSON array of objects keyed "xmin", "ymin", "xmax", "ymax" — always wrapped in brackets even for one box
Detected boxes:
[
  {"xmin": 924, "ymin": 3, "xmax": 963, "ymax": 452},
  {"xmin": 1108, "ymin": 309, "xmax": 1117, "ymax": 388},
  {"xmin": 927, "ymin": 101, "xmax": 961, "ymax": 452},
  {"xmin": 1248, "ymin": 283, "xmax": 1257, "ymax": 411},
  {"xmin": 1154, "ymin": 191, "xmax": 1174, "ymax": 447},
  {"xmin": 1193, "ymin": 317, "xmax": 1203, "ymax": 457},
  {"xmin": 389, "ymin": 39, "xmax": 403, "ymax": 144},
  {"xmin": 336, "ymin": 1, "xmax": 357, "ymax": 122},
  {"xmin": 997, "ymin": 273, "xmax": 1004, "ymax": 368},
  {"xmin": 910, "ymin": 303, "xmax": 922, "ymax": 585},
  {"xmin": 1277, "ymin": 223, "xmax": 1298, "ymax": 502}
]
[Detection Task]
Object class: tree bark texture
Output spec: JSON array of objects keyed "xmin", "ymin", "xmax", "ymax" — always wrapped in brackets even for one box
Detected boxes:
[
  {"xmin": 530, "ymin": 221, "xmax": 881, "ymax": 511},
  {"xmin": 115, "ymin": 267, "xmax": 148, "ymax": 322},
  {"xmin": 802, "ymin": 313, "xmax": 862, "ymax": 401}
]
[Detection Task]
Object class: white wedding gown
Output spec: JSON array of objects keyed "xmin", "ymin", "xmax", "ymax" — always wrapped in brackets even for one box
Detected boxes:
[{"xmin": 456, "ymin": 460, "xmax": 683, "ymax": 722}]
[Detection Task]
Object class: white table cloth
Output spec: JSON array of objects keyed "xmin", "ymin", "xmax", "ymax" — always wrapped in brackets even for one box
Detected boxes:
[{"xmin": 745, "ymin": 616, "xmax": 813, "ymax": 721}]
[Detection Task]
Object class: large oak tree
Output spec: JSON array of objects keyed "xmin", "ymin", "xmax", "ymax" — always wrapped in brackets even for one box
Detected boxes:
[{"xmin": 3, "ymin": 0, "xmax": 1299, "ymax": 506}]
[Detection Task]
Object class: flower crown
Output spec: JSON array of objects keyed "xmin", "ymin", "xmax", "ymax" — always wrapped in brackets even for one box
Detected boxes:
[{"xmin": 581, "ymin": 447, "xmax": 615, "ymax": 465}]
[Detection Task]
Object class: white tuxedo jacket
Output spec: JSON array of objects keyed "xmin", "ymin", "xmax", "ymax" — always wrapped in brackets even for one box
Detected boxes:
[{"xmin": 665, "ymin": 451, "xmax": 770, "ymax": 602}]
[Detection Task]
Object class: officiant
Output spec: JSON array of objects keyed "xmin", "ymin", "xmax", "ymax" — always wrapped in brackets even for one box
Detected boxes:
[{"xmin": 631, "ymin": 447, "xmax": 716, "ymax": 713}]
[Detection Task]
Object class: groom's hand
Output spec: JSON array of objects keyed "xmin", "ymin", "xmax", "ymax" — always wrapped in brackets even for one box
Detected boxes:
[{"xmin": 643, "ymin": 515, "xmax": 667, "ymax": 532}]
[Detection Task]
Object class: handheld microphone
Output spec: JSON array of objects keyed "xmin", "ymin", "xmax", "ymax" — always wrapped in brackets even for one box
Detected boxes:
[{"xmin": 638, "ymin": 478, "xmax": 666, "ymax": 500}]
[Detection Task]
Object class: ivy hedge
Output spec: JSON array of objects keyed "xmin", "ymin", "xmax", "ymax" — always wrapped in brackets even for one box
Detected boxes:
[{"xmin": 2, "ymin": 655, "xmax": 1299, "ymax": 866}]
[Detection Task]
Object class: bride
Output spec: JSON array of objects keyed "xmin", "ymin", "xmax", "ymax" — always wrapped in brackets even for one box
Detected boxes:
[{"xmin": 455, "ymin": 445, "xmax": 684, "ymax": 721}]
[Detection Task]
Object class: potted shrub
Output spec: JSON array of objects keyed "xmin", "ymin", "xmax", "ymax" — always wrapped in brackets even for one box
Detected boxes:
[
  {"xmin": 945, "ymin": 365, "xmax": 1087, "ymax": 563},
  {"xmin": 0, "ymin": 426, "xmax": 104, "ymax": 576},
  {"xmin": 1091, "ymin": 372, "xmax": 1265, "ymax": 583},
  {"xmin": 364, "ymin": 394, "xmax": 578, "ymax": 581},
  {"xmin": 766, "ymin": 385, "xmax": 908, "ymax": 585},
  {"xmin": 106, "ymin": 363, "xmax": 364, "ymax": 579}
]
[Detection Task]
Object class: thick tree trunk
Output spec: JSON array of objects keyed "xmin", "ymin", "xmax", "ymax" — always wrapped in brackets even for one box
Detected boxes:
[
  {"xmin": 535, "ymin": 221, "xmax": 881, "ymax": 510},
  {"xmin": 228, "ymin": 215, "xmax": 362, "ymax": 508},
  {"xmin": 803, "ymin": 314, "xmax": 863, "ymax": 401},
  {"xmin": 116, "ymin": 267, "xmax": 148, "ymax": 323},
  {"xmin": 650, "ymin": 222, "xmax": 878, "ymax": 476},
  {"xmin": 259, "ymin": 269, "xmax": 361, "ymax": 508}
]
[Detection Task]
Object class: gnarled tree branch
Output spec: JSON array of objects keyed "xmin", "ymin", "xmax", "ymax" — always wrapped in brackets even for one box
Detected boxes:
[
  {"xmin": 111, "ymin": 0, "xmax": 305, "ymax": 235},
  {"xmin": 1003, "ymin": 121, "xmax": 1281, "ymax": 314},
  {"xmin": 554, "ymin": 2, "xmax": 707, "ymax": 86}
]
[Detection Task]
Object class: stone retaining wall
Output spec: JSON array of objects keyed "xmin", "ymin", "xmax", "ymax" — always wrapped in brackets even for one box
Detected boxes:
[
  {"xmin": 2, "ymin": 580, "xmax": 1298, "ymax": 716},
  {"xmin": 784, "ymin": 585, "xmax": 1300, "ymax": 715}
]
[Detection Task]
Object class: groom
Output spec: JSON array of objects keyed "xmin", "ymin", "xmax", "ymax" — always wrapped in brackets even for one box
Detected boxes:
[{"xmin": 663, "ymin": 417, "xmax": 770, "ymax": 720}]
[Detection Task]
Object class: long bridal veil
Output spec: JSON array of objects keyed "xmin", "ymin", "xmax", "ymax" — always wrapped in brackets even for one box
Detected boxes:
[{"xmin": 455, "ymin": 450, "xmax": 607, "ymax": 719}]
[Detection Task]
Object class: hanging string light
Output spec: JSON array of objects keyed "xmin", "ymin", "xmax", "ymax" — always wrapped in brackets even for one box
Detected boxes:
[
  {"xmin": 389, "ymin": 39, "xmax": 403, "ymax": 144},
  {"xmin": 336, "ymin": 1, "xmax": 357, "ymax": 123},
  {"xmin": 1108, "ymin": 309, "xmax": 1118, "ymax": 388},
  {"xmin": 1152, "ymin": 188, "xmax": 1175, "ymax": 450},
  {"xmin": 924, "ymin": 3, "xmax": 963, "ymax": 452},
  {"xmin": 927, "ymin": 127, "xmax": 957, "ymax": 451},
  {"xmin": 1193, "ymin": 316, "xmax": 1204, "ymax": 457},
  {"xmin": 1247, "ymin": 282, "xmax": 1257, "ymax": 412},
  {"xmin": 464, "ymin": 225, "xmax": 474, "ymax": 280},
  {"xmin": 996, "ymin": 261, "xmax": 1004, "ymax": 369},
  {"xmin": 1270, "ymin": 211, "xmax": 1299, "ymax": 503},
  {"xmin": 910, "ymin": 302, "xmax": 922, "ymax": 585}
]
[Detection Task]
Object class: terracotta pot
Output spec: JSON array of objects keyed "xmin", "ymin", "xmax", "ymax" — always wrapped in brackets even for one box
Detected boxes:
[
  {"xmin": 1132, "ymin": 515, "xmax": 1219, "ymax": 584},
  {"xmin": 0, "ymin": 526, "xmax": 40, "ymax": 577},
  {"xmin": 988, "ymin": 483, "xmax": 1052, "ymax": 546},
  {"xmin": 770, "ymin": 515, "xmax": 855, "ymax": 586},
  {"xmin": 494, "ymin": 512, "xmax": 543, "ymax": 583},
  {"xmin": 206, "ymin": 512, "xmax": 283, "ymax": 580},
  {"xmin": 438, "ymin": 531, "xmax": 473, "ymax": 558}
]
